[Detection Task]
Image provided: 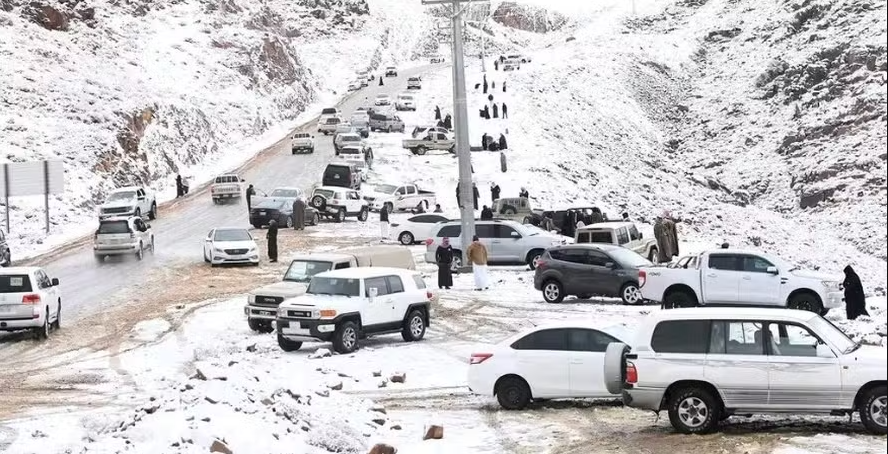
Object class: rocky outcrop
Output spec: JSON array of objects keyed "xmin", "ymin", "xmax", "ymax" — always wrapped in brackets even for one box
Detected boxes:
[
  {"xmin": 492, "ymin": 1, "xmax": 566, "ymax": 33},
  {"xmin": 23, "ymin": 2, "xmax": 70, "ymax": 31},
  {"xmin": 256, "ymin": 35, "xmax": 303, "ymax": 85}
]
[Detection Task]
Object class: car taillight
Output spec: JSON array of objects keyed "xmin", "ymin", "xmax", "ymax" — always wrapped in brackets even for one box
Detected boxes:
[
  {"xmin": 331, "ymin": 199, "xmax": 340, "ymax": 205},
  {"xmin": 626, "ymin": 361, "xmax": 638, "ymax": 384},
  {"xmin": 22, "ymin": 294, "xmax": 41, "ymax": 305},
  {"xmin": 469, "ymin": 353, "xmax": 493, "ymax": 365},
  {"xmin": 535, "ymin": 259, "xmax": 546, "ymax": 269},
  {"xmin": 638, "ymin": 270, "xmax": 647, "ymax": 288},
  {"xmin": 426, "ymin": 291, "xmax": 433, "ymax": 300},
  {"xmin": 425, "ymin": 238, "xmax": 434, "ymax": 246}
]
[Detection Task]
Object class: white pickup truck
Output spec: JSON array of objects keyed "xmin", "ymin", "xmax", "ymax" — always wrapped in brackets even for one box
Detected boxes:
[
  {"xmin": 211, "ymin": 174, "xmax": 244, "ymax": 204},
  {"xmin": 639, "ymin": 248, "xmax": 845, "ymax": 314},
  {"xmin": 402, "ymin": 130, "xmax": 455, "ymax": 156},
  {"xmin": 291, "ymin": 132, "xmax": 314, "ymax": 154},
  {"xmin": 98, "ymin": 186, "xmax": 157, "ymax": 220},
  {"xmin": 363, "ymin": 183, "xmax": 437, "ymax": 213}
]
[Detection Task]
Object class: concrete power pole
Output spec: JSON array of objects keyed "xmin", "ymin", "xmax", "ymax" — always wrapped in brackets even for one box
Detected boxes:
[{"xmin": 422, "ymin": 0, "xmax": 483, "ymax": 268}]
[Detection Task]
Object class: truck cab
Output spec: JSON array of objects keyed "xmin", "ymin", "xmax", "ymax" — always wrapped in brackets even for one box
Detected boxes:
[
  {"xmin": 211, "ymin": 174, "xmax": 244, "ymax": 204},
  {"xmin": 98, "ymin": 186, "xmax": 157, "ymax": 220}
]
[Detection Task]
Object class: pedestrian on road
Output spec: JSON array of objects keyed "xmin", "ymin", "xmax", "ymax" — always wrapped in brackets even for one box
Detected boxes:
[
  {"xmin": 502, "ymin": 81, "xmax": 507, "ymax": 92},
  {"xmin": 413, "ymin": 201, "xmax": 426, "ymax": 214},
  {"xmin": 292, "ymin": 198, "xmax": 306, "ymax": 230},
  {"xmin": 379, "ymin": 204, "xmax": 390, "ymax": 242},
  {"xmin": 492, "ymin": 103, "xmax": 499, "ymax": 118},
  {"xmin": 434, "ymin": 105, "xmax": 441, "ymax": 121},
  {"xmin": 502, "ymin": 103, "xmax": 508, "ymax": 118},
  {"xmin": 266, "ymin": 219, "xmax": 279, "ymax": 263},
  {"xmin": 246, "ymin": 184, "xmax": 256, "ymax": 211},
  {"xmin": 843, "ymin": 265, "xmax": 869, "ymax": 320},
  {"xmin": 467, "ymin": 236, "xmax": 490, "ymax": 291},
  {"xmin": 498, "ymin": 133, "xmax": 507, "ymax": 150},
  {"xmin": 519, "ymin": 187, "xmax": 529, "ymax": 199},
  {"xmin": 435, "ymin": 237, "xmax": 455, "ymax": 290},
  {"xmin": 490, "ymin": 182, "xmax": 501, "ymax": 202},
  {"xmin": 379, "ymin": 76, "xmax": 384, "ymax": 86},
  {"xmin": 175, "ymin": 174, "xmax": 184, "ymax": 198}
]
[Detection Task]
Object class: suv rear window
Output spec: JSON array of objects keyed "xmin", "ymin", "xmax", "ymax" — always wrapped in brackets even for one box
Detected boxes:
[
  {"xmin": 0, "ymin": 275, "xmax": 33, "ymax": 293},
  {"xmin": 651, "ymin": 320, "xmax": 710, "ymax": 354},
  {"xmin": 98, "ymin": 220, "xmax": 131, "ymax": 234},
  {"xmin": 324, "ymin": 165, "xmax": 351, "ymax": 182},
  {"xmin": 577, "ymin": 230, "xmax": 613, "ymax": 243},
  {"xmin": 321, "ymin": 108, "xmax": 337, "ymax": 115},
  {"xmin": 215, "ymin": 175, "xmax": 238, "ymax": 184}
]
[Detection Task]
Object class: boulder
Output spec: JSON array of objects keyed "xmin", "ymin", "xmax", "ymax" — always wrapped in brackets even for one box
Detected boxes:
[
  {"xmin": 389, "ymin": 373, "xmax": 406, "ymax": 384},
  {"xmin": 327, "ymin": 381, "xmax": 343, "ymax": 391},
  {"xmin": 309, "ymin": 348, "xmax": 332, "ymax": 359},
  {"xmin": 210, "ymin": 439, "xmax": 233, "ymax": 454},
  {"xmin": 423, "ymin": 425, "xmax": 444, "ymax": 440},
  {"xmin": 25, "ymin": 2, "xmax": 70, "ymax": 31},
  {"xmin": 368, "ymin": 444, "xmax": 397, "ymax": 454}
]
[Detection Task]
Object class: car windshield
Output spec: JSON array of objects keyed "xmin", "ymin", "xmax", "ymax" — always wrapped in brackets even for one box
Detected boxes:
[
  {"xmin": 325, "ymin": 118, "xmax": 340, "ymax": 124},
  {"xmin": 98, "ymin": 220, "xmax": 130, "ymax": 234},
  {"xmin": 607, "ymin": 247, "xmax": 653, "ymax": 268},
  {"xmin": 321, "ymin": 108, "xmax": 337, "ymax": 115},
  {"xmin": 307, "ymin": 276, "xmax": 360, "ymax": 297},
  {"xmin": 374, "ymin": 184, "xmax": 398, "ymax": 194},
  {"xmin": 214, "ymin": 229, "xmax": 251, "ymax": 242},
  {"xmin": 284, "ymin": 260, "xmax": 334, "ymax": 283},
  {"xmin": 0, "ymin": 274, "xmax": 33, "ymax": 293},
  {"xmin": 107, "ymin": 191, "xmax": 136, "ymax": 201},
  {"xmin": 270, "ymin": 189, "xmax": 300, "ymax": 198},
  {"xmin": 215, "ymin": 175, "xmax": 238, "ymax": 183},
  {"xmin": 807, "ymin": 316, "xmax": 856, "ymax": 354}
]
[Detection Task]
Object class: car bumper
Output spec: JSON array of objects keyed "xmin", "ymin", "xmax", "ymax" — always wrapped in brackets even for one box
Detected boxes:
[
  {"xmin": 244, "ymin": 305, "xmax": 278, "ymax": 320},
  {"xmin": 622, "ymin": 387, "xmax": 665, "ymax": 411},
  {"xmin": 0, "ymin": 311, "xmax": 43, "ymax": 330},
  {"xmin": 824, "ymin": 291, "xmax": 844, "ymax": 309},
  {"xmin": 276, "ymin": 317, "xmax": 337, "ymax": 342},
  {"xmin": 292, "ymin": 147, "xmax": 313, "ymax": 153},
  {"xmin": 210, "ymin": 252, "xmax": 260, "ymax": 264},
  {"xmin": 466, "ymin": 368, "xmax": 496, "ymax": 396},
  {"xmin": 94, "ymin": 244, "xmax": 139, "ymax": 255},
  {"xmin": 212, "ymin": 193, "xmax": 240, "ymax": 199},
  {"xmin": 99, "ymin": 211, "xmax": 135, "ymax": 219}
]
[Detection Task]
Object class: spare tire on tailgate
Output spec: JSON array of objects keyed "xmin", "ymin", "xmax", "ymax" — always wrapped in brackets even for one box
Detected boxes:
[
  {"xmin": 603, "ymin": 342, "xmax": 630, "ymax": 395},
  {"xmin": 311, "ymin": 194, "xmax": 327, "ymax": 211}
]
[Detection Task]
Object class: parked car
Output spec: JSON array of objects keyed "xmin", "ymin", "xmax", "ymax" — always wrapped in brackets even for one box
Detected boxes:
[
  {"xmin": 0, "ymin": 229, "xmax": 10, "ymax": 267},
  {"xmin": 467, "ymin": 321, "xmax": 632, "ymax": 410},
  {"xmin": 502, "ymin": 59, "xmax": 520, "ymax": 71},
  {"xmin": 210, "ymin": 174, "xmax": 245, "ymax": 204},
  {"xmin": 603, "ymin": 307, "xmax": 888, "ymax": 435},
  {"xmin": 424, "ymin": 219, "xmax": 564, "ymax": 270},
  {"xmin": 639, "ymin": 249, "xmax": 845, "ymax": 314},
  {"xmin": 291, "ymin": 132, "xmax": 314, "ymax": 154},
  {"xmin": 245, "ymin": 247, "xmax": 416, "ymax": 333},
  {"xmin": 275, "ymin": 267, "xmax": 432, "ymax": 354},
  {"xmin": 347, "ymin": 81, "xmax": 360, "ymax": 91},
  {"xmin": 395, "ymin": 93, "xmax": 417, "ymax": 111},
  {"xmin": 390, "ymin": 214, "xmax": 449, "ymax": 245},
  {"xmin": 256, "ymin": 187, "xmax": 305, "ymax": 206},
  {"xmin": 363, "ymin": 183, "xmax": 436, "ymax": 213},
  {"xmin": 524, "ymin": 207, "xmax": 607, "ymax": 234},
  {"xmin": 407, "ymin": 77, "xmax": 422, "ymax": 90},
  {"xmin": 534, "ymin": 244, "xmax": 651, "ymax": 304},
  {"xmin": 322, "ymin": 162, "xmax": 362, "ymax": 190},
  {"xmin": 98, "ymin": 186, "xmax": 157, "ymax": 220},
  {"xmin": 384, "ymin": 66, "xmax": 398, "ymax": 77},
  {"xmin": 94, "ymin": 216, "xmax": 154, "ymax": 262},
  {"xmin": 491, "ymin": 197, "xmax": 533, "ymax": 222},
  {"xmin": 337, "ymin": 153, "xmax": 369, "ymax": 182},
  {"xmin": 333, "ymin": 132, "xmax": 366, "ymax": 155},
  {"xmin": 374, "ymin": 94, "xmax": 391, "ymax": 106},
  {"xmin": 355, "ymin": 70, "xmax": 371, "ymax": 86},
  {"xmin": 317, "ymin": 116, "xmax": 342, "ymax": 135},
  {"xmin": 319, "ymin": 107, "xmax": 341, "ymax": 122},
  {"xmin": 506, "ymin": 53, "xmax": 531, "ymax": 63},
  {"xmin": 575, "ymin": 222, "xmax": 659, "ymax": 263},
  {"xmin": 402, "ymin": 130, "xmax": 455, "ymax": 156},
  {"xmin": 250, "ymin": 199, "xmax": 320, "ymax": 229},
  {"xmin": 335, "ymin": 122, "xmax": 356, "ymax": 135},
  {"xmin": 429, "ymin": 55, "xmax": 445, "ymax": 63},
  {"xmin": 309, "ymin": 186, "xmax": 370, "ymax": 223},
  {"xmin": 368, "ymin": 112, "xmax": 405, "ymax": 133},
  {"xmin": 203, "ymin": 227, "xmax": 259, "ymax": 267},
  {"xmin": 0, "ymin": 267, "xmax": 62, "ymax": 339}
]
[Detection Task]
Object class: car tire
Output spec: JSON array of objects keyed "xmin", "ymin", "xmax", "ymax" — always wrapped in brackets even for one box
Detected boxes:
[
  {"xmin": 787, "ymin": 292, "xmax": 823, "ymax": 314},
  {"xmin": 526, "ymin": 249, "xmax": 544, "ymax": 270},
  {"xmin": 603, "ymin": 342, "xmax": 629, "ymax": 394},
  {"xmin": 667, "ymin": 386, "xmax": 721, "ymax": 434},
  {"xmin": 285, "ymin": 216, "xmax": 294, "ymax": 229},
  {"xmin": 148, "ymin": 203, "xmax": 157, "ymax": 220},
  {"xmin": 248, "ymin": 318, "xmax": 274, "ymax": 334},
  {"xmin": 648, "ymin": 248, "xmax": 659, "ymax": 263},
  {"xmin": 312, "ymin": 212, "xmax": 320, "ymax": 225},
  {"xmin": 620, "ymin": 282, "xmax": 642, "ymax": 305},
  {"xmin": 399, "ymin": 231, "xmax": 415, "ymax": 245},
  {"xmin": 332, "ymin": 321, "xmax": 359, "ymax": 354},
  {"xmin": 415, "ymin": 146, "xmax": 427, "ymax": 156},
  {"xmin": 401, "ymin": 309, "xmax": 426, "ymax": 342},
  {"xmin": 358, "ymin": 208, "xmax": 369, "ymax": 222},
  {"xmin": 495, "ymin": 376, "xmax": 532, "ymax": 410},
  {"xmin": 311, "ymin": 195, "xmax": 327, "ymax": 211},
  {"xmin": 52, "ymin": 302, "xmax": 61, "ymax": 330},
  {"xmin": 135, "ymin": 243, "xmax": 144, "ymax": 260},
  {"xmin": 277, "ymin": 331, "xmax": 303, "ymax": 352},
  {"xmin": 335, "ymin": 208, "xmax": 346, "ymax": 223},
  {"xmin": 859, "ymin": 385, "xmax": 888, "ymax": 435},
  {"xmin": 664, "ymin": 290, "xmax": 696, "ymax": 309},
  {"xmin": 34, "ymin": 309, "xmax": 50, "ymax": 340},
  {"xmin": 542, "ymin": 280, "xmax": 564, "ymax": 304}
]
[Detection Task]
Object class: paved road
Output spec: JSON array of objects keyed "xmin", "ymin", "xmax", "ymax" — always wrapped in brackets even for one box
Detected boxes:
[{"xmin": 18, "ymin": 64, "xmax": 441, "ymax": 326}]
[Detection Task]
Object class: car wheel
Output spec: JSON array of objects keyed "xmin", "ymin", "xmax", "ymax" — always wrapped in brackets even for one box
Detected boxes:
[
  {"xmin": 135, "ymin": 243, "xmax": 144, "ymax": 260},
  {"xmin": 620, "ymin": 282, "xmax": 642, "ymax": 305},
  {"xmin": 332, "ymin": 321, "xmax": 359, "ymax": 354},
  {"xmin": 603, "ymin": 342, "xmax": 630, "ymax": 394},
  {"xmin": 148, "ymin": 203, "xmax": 157, "ymax": 220},
  {"xmin": 285, "ymin": 215, "xmax": 294, "ymax": 228},
  {"xmin": 787, "ymin": 292, "xmax": 823, "ymax": 314},
  {"xmin": 648, "ymin": 248, "xmax": 659, "ymax": 263},
  {"xmin": 358, "ymin": 208, "xmax": 369, "ymax": 222},
  {"xmin": 383, "ymin": 202, "xmax": 394, "ymax": 214},
  {"xmin": 399, "ymin": 231, "xmax": 415, "ymax": 245},
  {"xmin": 415, "ymin": 146, "xmax": 427, "ymax": 156},
  {"xmin": 311, "ymin": 195, "xmax": 327, "ymax": 211},
  {"xmin": 312, "ymin": 212, "xmax": 320, "ymax": 225},
  {"xmin": 495, "ymin": 376, "xmax": 531, "ymax": 410},
  {"xmin": 401, "ymin": 310, "xmax": 426, "ymax": 342},
  {"xmin": 52, "ymin": 302, "xmax": 61, "ymax": 330},
  {"xmin": 542, "ymin": 280, "xmax": 564, "ymax": 304},
  {"xmin": 248, "ymin": 318, "xmax": 274, "ymax": 334},
  {"xmin": 664, "ymin": 290, "xmax": 696, "ymax": 309},
  {"xmin": 450, "ymin": 251, "xmax": 463, "ymax": 272},
  {"xmin": 277, "ymin": 331, "xmax": 303, "ymax": 352},
  {"xmin": 34, "ymin": 309, "xmax": 50, "ymax": 340},
  {"xmin": 526, "ymin": 249, "xmax": 544, "ymax": 270},
  {"xmin": 667, "ymin": 386, "xmax": 721, "ymax": 434},
  {"xmin": 859, "ymin": 385, "xmax": 888, "ymax": 435},
  {"xmin": 335, "ymin": 208, "xmax": 346, "ymax": 223}
]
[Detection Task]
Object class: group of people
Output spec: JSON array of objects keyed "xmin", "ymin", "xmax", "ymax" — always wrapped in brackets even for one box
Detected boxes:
[
  {"xmin": 480, "ymin": 133, "xmax": 507, "ymax": 151},
  {"xmin": 433, "ymin": 106, "xmax": 453, "ymax": 130}
]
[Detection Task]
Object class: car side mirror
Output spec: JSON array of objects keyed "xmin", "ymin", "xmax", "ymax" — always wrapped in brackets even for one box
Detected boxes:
[
  {"xmin": 816, "ymin": 343, "xmax": 834, "ymax": 358},
  {"xmin": 766, "ymin": 266, "xmax": 779, "ymax": 275},
  {"xmin": 605, "ymin": 262, "xmax": 616, "ymax": 269},
  {"xmin": 241, "ymin": 178, "xmax": 246, "ymax": 182},
  {"xmin": 510, "ymin": 231, "xmax": 520, "ymax": 239},
  {"xmin": 369, "ymin": 287, "xmax": 378, "ymax": 299},
  {"xmin": 51, "ymin": 278, "xmax": 59, "ymax": 286}
]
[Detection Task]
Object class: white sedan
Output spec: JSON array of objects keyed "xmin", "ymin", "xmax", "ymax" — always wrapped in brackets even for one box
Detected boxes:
[
  {"xmin": 203, "ymin": 228, "xmax": 260, "ymax": 267},
  {"xmin": 390, "ymin": 214, "xmax": 448, "ymax": 245},
  {"xmin": 467, "ymin": 322, "xmax": 632, "ymax": 410},
  {"xmin": 374, "ymin": 94, "xmax": 391, "ymax": 106}
]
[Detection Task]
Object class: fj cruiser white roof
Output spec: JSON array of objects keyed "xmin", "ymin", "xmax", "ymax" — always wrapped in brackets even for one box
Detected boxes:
[{"xmin": 317, "ymin": 266, "xmax": 417, "ymax": 280}]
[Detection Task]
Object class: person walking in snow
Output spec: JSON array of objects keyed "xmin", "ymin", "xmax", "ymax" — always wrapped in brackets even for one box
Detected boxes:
[
  {"xmin": 492, "ymin": 103, "xmax": 499, "ymax": 118},
  {"xmin": 502, "ymin": 81, "xmax": 507, "ymax": 92},
  {"xmin": 434, "ymin": 105, "xmax": 441, "ymax": 121},
  {"xmin": 519, "ymin": 187, "xmax": 529, "ymax": 199},
  {"xmin": 490, "ymin": 182, "xmax": 501, "ymax": 202},
  {"xmin": 379, "ymin": 204, "xmax": 390, "ymax": 242},
  {"xmin": 498, "ymin": 134, "xmax": 507, "ymax": 150},
  {"xmin": 494, "ymin": 60, "xmax": 499, "ymax": 71},
  {"xmin": 379, "ymin": 76, "xmax": 384, "ymax": 86},
  {"xmin": 482, "ymin": 105, "xmax": 490, "ymax": 119},
  {"xmin": 436, "ymin": 238, "xmax": 455, "ymax": 290},
  {"xmin": 292, "ymin": 198, "xmax": 306, "ymax": 230},
  {"xmin": 266, "ymin": 219, "xmax": 279, "ymax": 263},
  {"xmin": 480, "ymin": 205, "xmax": 494, "ymax": 220},
  {"xmin": 502, "ymin": 102, "xmax": 508, "ymax": 118},
  {"xmin": 443, "ymin": 114, "xmax": 452, "ymax": 130},
  {"xmin": 481, "ymin": 133, "xmax": 490, "ymax": 150},
  {"xmin": 483, "ymin": 74, "xmax": 488, "ymax": 94},
  {"xmin": 175, "ymin": 174, "xmax": 184, "ymax": 198},
  {"xmin": 843, "ymin": 265, "xmax": 869, "ymax": 320},
  {"xmin": 467, "ymin": 236, "xmax": 490, "ymax": 291},
  {"xmin": 246, "ymin": 184, "xmax": 256, "ymax": 212}
]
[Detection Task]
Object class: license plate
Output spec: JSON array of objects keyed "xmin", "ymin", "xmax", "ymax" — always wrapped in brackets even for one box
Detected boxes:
[
  {"xmin": 253, "ymin": 310, "xmax": 275, "ymax": 316},
  {"xmin": 282, "ymin": 327, "xmax": 310, "ymax": 335},
  {"xmin": 259, "ymin": 211, "xmax": 266, "ymax": 215}
]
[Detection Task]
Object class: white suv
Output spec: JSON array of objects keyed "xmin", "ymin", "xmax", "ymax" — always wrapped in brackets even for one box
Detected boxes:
[
  {"xmin": 94, "ymin": 216, "xmax": 155, "ymax": 262},
  {"xmin": 0, "ymin": 267, "xmax": 62, "ymax": 339},
  {"xmin": 604, "ymin": 307, "xmax": 887, "ymax": 435},
  {"xmin": 275, "ymin": 267, "xmax": 432, "ymax": 354},
  {"xmin": 309, "ymin": 186, "xmax": 369, "ymax": 222},
  {"xmin": 424, "ymin": 219, "xmax": 565, "ymax": 270}
]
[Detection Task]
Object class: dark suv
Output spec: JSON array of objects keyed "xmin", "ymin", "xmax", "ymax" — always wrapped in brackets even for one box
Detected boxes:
[
  {"xmin": 322, "ymin": 163, "xmax": 361, "ymax": 190},
  {"xmin": 533, "ymin": 244, "xmax": 651, "ymax": 305}
]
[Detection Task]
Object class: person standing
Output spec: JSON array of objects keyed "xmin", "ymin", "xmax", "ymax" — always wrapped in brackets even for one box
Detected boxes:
[
  {"xmin": 379, "ymin": 204, "xmax": 390, "ymax": 242},
  {"xmin": 292, "ymin": 198, "xmax": 306, "ymax": 230},
  {"xmin": 472, "ymin": 183, "xmax": 480, "ymax": 210},
  {"xmin": 490, "ymin": 182, "xmax": 501, "ymax": 202},
  {"xmin": 591, "ymin": 207, "xmax": 604, "ymax": 224},
  {"xmin": 576, "ymin": 218, "xmax": 586, "ymax": 230},
  {"xmin": 480, "ymin": 205, "xmax": 493, "ymax": 220},
  {"xmin": 435, "ymin": 238, "xmax": 455, "ymax": 290},
  {"xmin": 246, "ymin": 184, "xmax": 256, "ymax": 212},
  {"xmin": 542, "ymin": 213, "xmax": 556, "ymax": 233},
  {"xmin": 483, "ymin": 74, "xmax": 488, "ymax": 94},
  {"xmin": 502, "ymin": 103, "xmax": 508, "ymax": 119},
  {"xmin": 663, "ymin": 210, "xmax": 680, "ymax": 257},
  {"xmin": 433, "ymin": 203, "xmax": 443, "ymax": 213},
  {"xmin": 379, "ymin": 76, "xmax": 384, "ymax": 86},
  {"xmin": 498, "ymin": 134, "xmax": 507, "ymax": 150},
  {"xmin": 494, "ymin": 60, "xmax": 499, "ymax": 71},
  {"xmin": 266, "ymin": 219, "xmax": 279, "ymax": 263},
  {"xmin": 653, "ymin": 214, "xmax": 676, "ymax": 262},
  {"xmin": 843, "ymin": 265, "xmax": 869, "ymax": 320},
  {"xmin": 519, "ymin": 187, "xmax": 529, "ymax": 199},
  {"xmin": 175, "ymin": 174, "xmax": 184, "ymax": 198},
  {"xmin": 443, "ymin": 114, "xmax": 452, "ymax": 130},
  {"xmin": 467, "ymin": 236, "xmax": 489, "ymax": 291},
  {"xmin": 435, "ymin": 105, "xmax": 441, "ymax": 121},
  {"xmin": 492, "ymin": 103, "xmax": 499, "ymax": 118},
  {"xmin": 502, "ymin": 81, "xmax": 507, "ymax": 92},
  {"xmin": 621, "ymin": 212, "xmax": 630, "ymax": 221},
  {"xmin": 491, "ymin": 81, "xmax": 496, "ymax": 90}
]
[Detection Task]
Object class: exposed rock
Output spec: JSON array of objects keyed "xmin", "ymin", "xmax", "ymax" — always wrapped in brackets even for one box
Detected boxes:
[
  {"xmin": 565, "ymin": 36, "xmax": 575, "ymax": 42},
  {"xmin": 423, "ymin": 425, "xmax": 444, "ymax": 440},
  {"xmin": 315, "ymin": 389, "xmax": 330, "ymax": 398},
  {"xmin": 327, "ymin": 381, "xmax": 343, "ymax": 391},
  {"xmin": 245, "ymin": 343, "xmax": 257, "ymax": 352},
  {"xmin": 205, "ymin": 396, "xmax": 219, "ymax": 404},
  {"xmin": 372, "ymin": 418, "xmax": 386, "ymax": 426},
  {"xmin": 705, "ymin": 27, "xmax": 741, "ymax": 42},
  {"xmin": 210, "ymin": 439, "xmax": 233, "ymax": 454},
  {"xmin": 390, "ymin": 424, "xmax": 402, "ymax": 431},
  {"xmin": 376, "ymin": 379, "xmax": 388, "ymax": 388},
  {"xmin": 371, "ymin": 370, "xmax": 382, "ymax": 377},
  {"xmin": 309, "ymin": 348, "xmax": 332, "ymax": 359},
  {"xmin": 191, "ymin": 368, "xmax": 207, "ymax": 381},
  {"xmin": 492, "ymin": 1, "xmax": 565, "ymax": 33},
  {"xmin": 370, "ymin": 404, "xmax": 386, "ymax": 414},
  {"xmin": 255, "ymin": 35, "xmax": 303, "ymax": 85},
  {"xmin": 368, "ymin": 443, "xmax": 397, "ymax": 454},
  {"xmin": 389, "ymin": 372, "xmax": 406, "ymax": 383},
  {"xmin": 24, "ymin": 2, "xmax": 70, "ymax": 31}
]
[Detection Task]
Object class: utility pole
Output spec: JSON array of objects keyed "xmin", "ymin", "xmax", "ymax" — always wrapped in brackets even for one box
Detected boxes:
[{"xmin": 422, "ymin": 0, "xmax": 485, "ymax": 268}]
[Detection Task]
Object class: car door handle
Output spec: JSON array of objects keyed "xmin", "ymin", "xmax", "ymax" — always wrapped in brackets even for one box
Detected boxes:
[
  {"xmin": 569, "ymin": 360, "xmax": 583, "ymax": 365},
  {"xmin": 706, "ymin": 273, "xmax": 717, "ymax": 278},
  {"xmin": 742, "ymin": 276, "xmax": 752, "ymax": 280}
]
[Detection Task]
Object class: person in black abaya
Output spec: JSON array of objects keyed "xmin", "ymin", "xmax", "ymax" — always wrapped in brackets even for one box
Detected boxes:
[
  {"xmin": 443, "ymin": 114, "xmax": 452, "ymax": 129},
  {"xmin": 492, "ymin": 103, "xmax": 499, "ymax": 118},
  {"xmin": 843, "ymin": 265, "xmax": 869, "ymax": 320},
  {"xmin": 435, "ymin": 105, "xmax": 441, "ymax": 120},
  {"xmin": 482, "ymin": 105, "xmax": 490, "ymax": 119},
  {"xmin": 379, "ymin": 76, "xmax": 384, "ymax": 86},
  {"xmin": 436, "ymin": 238, "xmax": 455, "ymax": 289},
  {"xmin": 266, "ymin": 219, "xmax": 279, "ymax": 263}
]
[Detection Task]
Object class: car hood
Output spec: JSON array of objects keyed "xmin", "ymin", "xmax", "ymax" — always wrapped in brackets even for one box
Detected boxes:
[
  {"xmin": 280, "ymin": 294, "xmax": 364, "ymax": 310},
  {"xmin": 250, "ymin": 281, "xmax": 308, "ymax": 297},
  {"xmin": 101, "ymin": 200, "xmax": 136, "ymax": 208},
  {"xmin": 212, "ymin": 240, "xmax": 256, "ymax": 249},
  {"xmin": 790, "ymin": 269, "xmax": 842, "ymax": 281},
  {"xmin": 845, "ymin": 345, "xmax": 888, "ymax": 365}
]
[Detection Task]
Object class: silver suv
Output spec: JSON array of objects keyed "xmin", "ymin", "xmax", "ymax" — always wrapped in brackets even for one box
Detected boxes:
[{"xmin": 424, "ymin": 219, "xmax": 564, "ymax": 269}]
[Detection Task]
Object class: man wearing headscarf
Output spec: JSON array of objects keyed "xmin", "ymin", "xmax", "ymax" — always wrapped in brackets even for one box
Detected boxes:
[
  {"xmin": 490, "ymin": 182, "xmax": 501, "ymax": 202},
  {"xmin": 843, "ymin": 265, "xmax": 869, "ymax": 320},
  {"xmin": 435, "ymin": 238, "xmax": 455, "ymax": 289},
  {"xmin": 467, "ymin": 235, "xmax": 489, "ymax": 291}
]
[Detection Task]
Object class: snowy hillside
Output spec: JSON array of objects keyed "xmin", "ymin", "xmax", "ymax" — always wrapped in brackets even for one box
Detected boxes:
[{"xmin": 0, "ymin": 0, "xmax": 433, "ymax": 257}]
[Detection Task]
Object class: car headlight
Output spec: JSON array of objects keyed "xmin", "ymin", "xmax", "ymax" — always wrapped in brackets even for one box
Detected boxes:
[
  {"xmin": 248, "ymin": 294, "xmax": 256, "ymax": 304},
  {"xmin": 318, "ymin": 309, "xmax": 337, "ymax": 319},
  {"xmin": 821, "ymin": 280, "xmax": 840, "ymax": 291},
  {"xmin": 277, "ymin": 307, "xmax": 287, "ymax": 317},
  {"xmin": 214, "ymin": 248, "xmax": 225, "ymax": 253}
]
